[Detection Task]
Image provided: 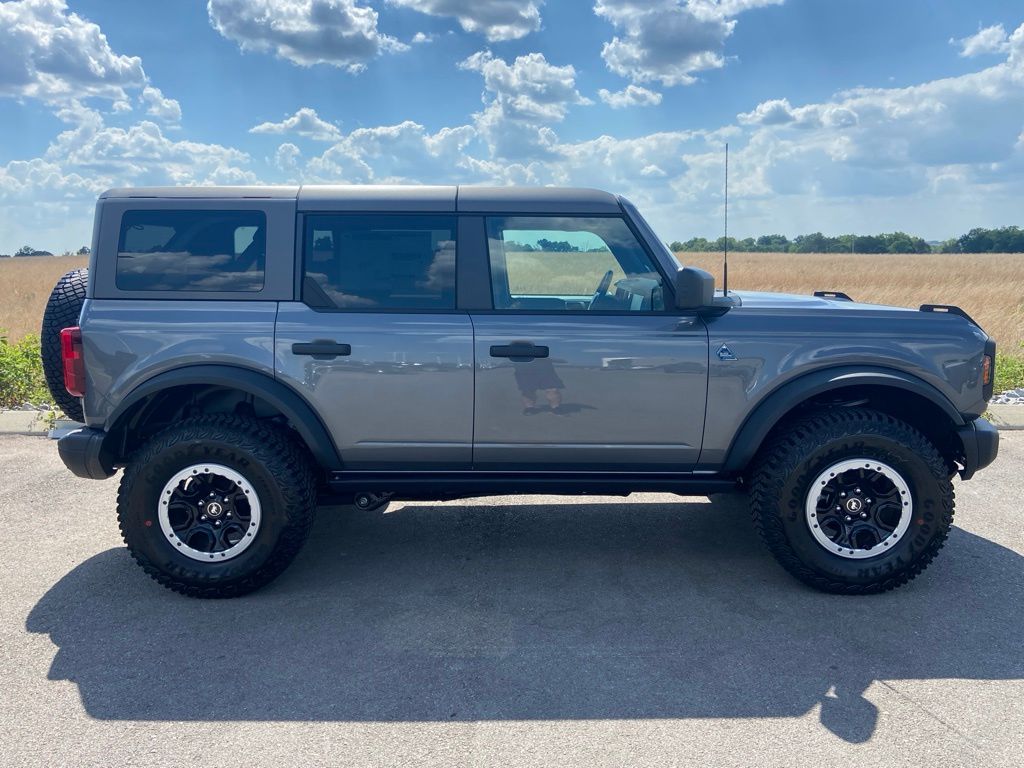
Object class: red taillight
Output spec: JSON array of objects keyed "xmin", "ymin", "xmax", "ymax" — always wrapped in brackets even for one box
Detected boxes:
[{"xmin": 60, "ymin": 327, "xmax": 85, "ymax": 398}]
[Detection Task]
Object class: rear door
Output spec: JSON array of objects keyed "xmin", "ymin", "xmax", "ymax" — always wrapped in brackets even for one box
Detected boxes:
[
  {"xmin": 470, "ymin": 215, "xmax": 709, "ymax": 470},
  {"xmin": 275, "ymin": 213, "xmax": 474, "ymax": 470}
]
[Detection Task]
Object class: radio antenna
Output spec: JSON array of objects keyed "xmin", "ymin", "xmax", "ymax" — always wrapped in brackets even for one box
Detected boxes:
[{"xmin": 723, "ymin": 142, "xmax": 729, "ymax": 296}]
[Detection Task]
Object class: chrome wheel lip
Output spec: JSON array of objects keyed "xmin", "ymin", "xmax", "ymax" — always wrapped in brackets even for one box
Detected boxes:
[
  {"xmin": 805, "ymin": 458, "xmax": 912, "ymax": 560},
  {"xmin": 158, "ymin": 463, "xmax": 262, "ymax": 563}
]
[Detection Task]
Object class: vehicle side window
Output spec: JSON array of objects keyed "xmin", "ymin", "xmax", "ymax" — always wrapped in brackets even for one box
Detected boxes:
[
  {"xmin": 485, "ymin": 216, "xmax": 665, "ymax": 312},
  {"xmin": 116, "ymin": 210, "xmax": 266, "ymax": 292},
  {"xmin": 302, "ymin": 215, "xmax": 456, "ymax": 310}
]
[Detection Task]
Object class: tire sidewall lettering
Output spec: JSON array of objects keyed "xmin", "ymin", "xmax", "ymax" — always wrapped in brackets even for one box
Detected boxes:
[{"xmin": 776, "ymin": 429, "xmax": 948, "ymax": 585}]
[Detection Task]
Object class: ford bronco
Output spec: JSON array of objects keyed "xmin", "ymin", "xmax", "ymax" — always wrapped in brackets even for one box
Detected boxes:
[{"xmin": 42, "ymin": 185, "xmax": 999, "ymax": 597}]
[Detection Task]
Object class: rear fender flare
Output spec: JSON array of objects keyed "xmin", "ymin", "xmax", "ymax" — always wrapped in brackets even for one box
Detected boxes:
[{"xmin": 105, "ymin": 364, "xmax": 343, "ymax": 471}]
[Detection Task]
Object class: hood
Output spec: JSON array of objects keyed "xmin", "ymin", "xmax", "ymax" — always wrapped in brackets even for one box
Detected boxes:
[{"xmin": 726, "ymin": 290, "xmax": 917, "ymax": 314}]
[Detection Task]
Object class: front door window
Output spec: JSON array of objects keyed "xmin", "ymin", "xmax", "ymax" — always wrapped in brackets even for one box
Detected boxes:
[{"xmin": 486, "ymin": 216, "xmax": 665, "ymax": 312}]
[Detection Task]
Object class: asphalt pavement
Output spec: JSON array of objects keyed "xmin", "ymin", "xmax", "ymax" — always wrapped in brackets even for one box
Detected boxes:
[{"xmin": 1, "ymin": 433, "xmax": 1022, "ymax": 767}]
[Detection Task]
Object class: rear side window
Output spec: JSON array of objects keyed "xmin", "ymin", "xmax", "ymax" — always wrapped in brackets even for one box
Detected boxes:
[
  {"xmin": 116, "ymin": 210, "xmax": 266, "ymax": 292},
  {"xmin": 303, "ymin": 215, "xmax": 456, "ymax": 310}
]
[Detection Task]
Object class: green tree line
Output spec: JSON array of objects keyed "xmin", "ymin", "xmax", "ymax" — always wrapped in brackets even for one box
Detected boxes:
[
  {"xmin": 0, "ymin": 245, "xmax": 90, "ymax": 258},
  {"xmin": 670, "ymin": 226, "xmax": 1024, "ymax": 254}
]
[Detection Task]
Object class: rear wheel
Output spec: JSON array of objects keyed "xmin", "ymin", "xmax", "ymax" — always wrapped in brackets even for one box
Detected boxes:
[
  {"xmin": 750, "ymin": 408, "xmax": 954, "ymax": 594},
  {"xmin": 117, "ymin": 414, "xmax": 316, "ymax": 598},
  {"xmin": 40, "ymin": 268, "xmax": 88, "ymax": 421}
]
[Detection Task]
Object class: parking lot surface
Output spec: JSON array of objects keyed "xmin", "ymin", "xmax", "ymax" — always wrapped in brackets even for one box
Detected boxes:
[{"xmin": 1, "ymin": 433, "xmax": 1022, "ymax": 767}]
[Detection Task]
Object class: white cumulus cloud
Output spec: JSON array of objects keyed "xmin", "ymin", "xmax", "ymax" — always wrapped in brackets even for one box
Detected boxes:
[
  {"xmin": 250, "ymin": 107, "xmax": 342, "ymax": 140},
  {"xmin": 389, "ymin": 0, "xmax": 542, "ymax": 41},
  {"xmin": 952, "ymin": 24, "xmax": 1010, "ymax": 57},
  {"xmin": 274, "ymin": 142, "xmax": 302, "ymax": 174},
  {"xmin": 207, "ymin": 0, "xmax": 408, "ymax": 72},
  {"xmin": 737, "ymin": 97, "xmax": 857, "ymax": 129},
  {"xmin": 140, "ymin": 86, "xmax": 182, "ymax": 125},
  {"xmin": 6, "ymin": 12, "xmax": 1024, "ymax": 257},
  {"xmin": 305, "ymin": 120, "xmax": 477, "ymax": 182},
  {"xmin": 0, "ymin": 0, "xmax": 189, "ymax": 140},
  {"xmin": 594, "ymin": 0, "xmax": 783, "ymax": 86},
  {"xmin": 0, "ymin": 107, "xmax": 256, "ymax": 251},
  {"xmin": 458, "ymin": 50, "xmax": 591, "ymax": 159},
  {"xmin": 0, "ymin": 0, "xmax": 146, "ymax": 105},
  {"xmin": 43, "ymin": 113, "xmax": 253, "ymax": 185},
  {"xmin": 599, "ymin": 84, "xmax": 663, "ymax": 108},
  {"xmin": 460, "ymin": 50, "xmax": 591, "ymax": 122}
]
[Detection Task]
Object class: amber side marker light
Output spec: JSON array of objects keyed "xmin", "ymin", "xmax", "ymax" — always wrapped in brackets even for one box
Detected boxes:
[
  {"xmin": 60, "ymin": 326, "xmax": 85, "ymax": 397},
  {"xmin": 982, "ymin": 354, "xmax": 993, "ymax": 388}
]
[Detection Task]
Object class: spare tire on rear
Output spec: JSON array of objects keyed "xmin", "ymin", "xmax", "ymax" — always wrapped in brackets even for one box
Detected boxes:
[{"xmin": 40, "ymin": 268, "xmax": 88, "ymax": 422}]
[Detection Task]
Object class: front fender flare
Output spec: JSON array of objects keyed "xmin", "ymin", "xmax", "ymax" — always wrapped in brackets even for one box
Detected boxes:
[{"xmin": 720, "ymin": 366, "xmax": 965, "ymax": 474}]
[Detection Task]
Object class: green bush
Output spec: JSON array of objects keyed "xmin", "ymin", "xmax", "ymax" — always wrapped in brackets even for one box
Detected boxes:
[
  {"xmin": 0, "ymin": 333, "xmax": 52, "ymax": 408},
  {"xmin": 996, "ymin": 351, "xmax": 1024, "ymax": 394}
]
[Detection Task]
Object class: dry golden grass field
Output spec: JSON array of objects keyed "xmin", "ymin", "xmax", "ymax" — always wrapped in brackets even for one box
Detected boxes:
[
  {"xmin": 681, "ymin": 251, "xmax": 1024, "ymax": 354},
  {"xmin": 0, "ymin": 256, "xmax": 88, "ymax": 343},
  {"xmin": 1, "ymin": 252, "xmax": 1021, "ymax": 356}
]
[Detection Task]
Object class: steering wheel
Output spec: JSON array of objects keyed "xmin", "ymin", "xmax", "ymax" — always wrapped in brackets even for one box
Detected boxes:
[{"xmin": 589, "ymin": 270, "xmax": 614, "ymax": 309}]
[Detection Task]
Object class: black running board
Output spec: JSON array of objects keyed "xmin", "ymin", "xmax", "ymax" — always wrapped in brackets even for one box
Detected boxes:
[{"xmin": 325, "ymin": 470, "xmax": 738, "ymax": 503}]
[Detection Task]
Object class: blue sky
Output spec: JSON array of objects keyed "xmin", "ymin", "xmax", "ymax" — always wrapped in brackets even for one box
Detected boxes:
[{"xmin": 1, "ymin": 0, "xmax": 1023, "ymax": 253}]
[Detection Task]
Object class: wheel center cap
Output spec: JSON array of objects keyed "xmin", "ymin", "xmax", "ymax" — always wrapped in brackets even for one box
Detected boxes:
[
  {"xmin": 845, "ymin": 497, "xmax": 864, "ymax": 514},
  {"xmin": 205, "ymin": 501, "xmax": 224, "ymax": 518}
]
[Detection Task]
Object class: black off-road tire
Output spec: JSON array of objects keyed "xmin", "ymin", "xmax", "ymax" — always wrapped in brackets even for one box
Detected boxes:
[
  {"xmin": 40, "ymin": 268, "xmax": 88, "ymax": 422},
  {"xmin": 117, "ymin": 414, "xmax": 317, "ymax": 598},
  {"xmin": 749, "ymin": 408, "xmax": 954, "ymax": 594}
]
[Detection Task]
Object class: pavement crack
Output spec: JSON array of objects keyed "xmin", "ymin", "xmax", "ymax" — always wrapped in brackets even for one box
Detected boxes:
[{"xmin": 878, "ymin": 680, "xmax": 983, "ymax": 751}]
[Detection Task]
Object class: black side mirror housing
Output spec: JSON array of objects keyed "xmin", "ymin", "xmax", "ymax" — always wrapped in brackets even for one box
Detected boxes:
[{"xmin": 674, "ymin": 267, "xmax": 716, "ymax": 310}]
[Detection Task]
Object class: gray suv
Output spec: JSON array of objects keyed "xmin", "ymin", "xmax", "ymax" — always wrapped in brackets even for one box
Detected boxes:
[{"xmin": 45, "ymin": 185, "xmax": 999, "ymax": 598}]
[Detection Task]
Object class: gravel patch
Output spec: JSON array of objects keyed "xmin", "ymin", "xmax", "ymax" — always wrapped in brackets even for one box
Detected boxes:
[{"xmin": 992, "ymin": 388, "xmax": 1024, "ymax": 405}]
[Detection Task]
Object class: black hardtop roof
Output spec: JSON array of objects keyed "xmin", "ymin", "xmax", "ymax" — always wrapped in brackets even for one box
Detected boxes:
[{"xmin": 99, "ymin": 185, "xmax": 623, "ymax": 214}]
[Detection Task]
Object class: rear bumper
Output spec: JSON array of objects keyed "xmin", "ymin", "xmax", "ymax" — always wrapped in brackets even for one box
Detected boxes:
[
  {"xmin": 956, "ymin": 417, "xmax": 999, "ymax": 480},
  {"xmin": 57, "ymin": 427, "xmax": 116, "ymax": 480}
]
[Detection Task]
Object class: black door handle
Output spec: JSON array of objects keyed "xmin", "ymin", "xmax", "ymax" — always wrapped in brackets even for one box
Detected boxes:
[
  {"xmin": 490, "ymin": 343, "xmax": 549, "ymax": 361},
  {"xmin": 292, "ymin": 341, "xmax": 352, "ymax": 360}
]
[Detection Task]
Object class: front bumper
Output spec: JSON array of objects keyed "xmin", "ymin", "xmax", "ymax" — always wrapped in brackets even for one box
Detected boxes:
[
  {"xmin": 57, "ymin": 427, "xmax": 116, "ymax": 479},
  {"xmin": 956, "ymin": 417, "xmax": 999, "ymax": 480}
]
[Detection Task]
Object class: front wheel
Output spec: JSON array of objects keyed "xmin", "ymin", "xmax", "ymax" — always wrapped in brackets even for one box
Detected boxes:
[
  {"xmin": 117, "ymin": 415, "xmax": 316, "ymax": 598},
  {"xmin": 750, "ymin": 408, "xmax": 954, "ymax": 594}
]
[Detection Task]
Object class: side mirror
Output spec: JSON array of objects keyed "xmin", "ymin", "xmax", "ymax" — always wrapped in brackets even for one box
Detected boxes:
[{"xmin": 674, "ymin": 266, "xmax": 715, "ymax": 310}]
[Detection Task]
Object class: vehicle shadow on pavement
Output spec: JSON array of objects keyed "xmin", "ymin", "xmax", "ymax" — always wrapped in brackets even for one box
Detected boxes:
[{"xmin": 26, "ymin": 496, "xmax": 1023, "ymax": 743}]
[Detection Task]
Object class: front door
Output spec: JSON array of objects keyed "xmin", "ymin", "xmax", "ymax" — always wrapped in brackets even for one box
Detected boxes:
[
  {"xmin": 276, "ymin": 213, "xmax": 474, "ymax": 470},
  {"xmin": 471, "ymin": 215, "xmax": 709, "ymax": 470}
]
